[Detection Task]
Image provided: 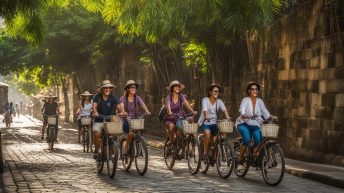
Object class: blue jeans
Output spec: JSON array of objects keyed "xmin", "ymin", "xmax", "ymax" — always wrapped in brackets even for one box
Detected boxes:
[
  {"xmin": 200, "ymin": 124, "xmax": 219, "ymax": 136},
  {"xmin": 123, "ymin": 119, "xmax": 129, "ymax": 133},
  {"xmin": 237, "ymin": 123, "xmax": 262, "ymax": 147}
]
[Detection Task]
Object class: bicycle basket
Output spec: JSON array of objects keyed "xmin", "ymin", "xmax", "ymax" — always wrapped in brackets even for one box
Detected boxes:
[
  {"xmin": 183, "ymin": 121, "xmax": 199, "ymax": 134},
  {"xmin": 105, "ymin": 120, "xmax": 123, "ymax": 135},
  {"xmin": 216, "ymin": 120, "xmax": 234, "ymax": 133},
  {"xmin": 261, "ymin": 124, "xmax": 279, "ymax": 138},
  {"xmin": 128, "ymin": 118, "xmax": 145, "ymax": 130},
  {"xmin": 81, "ymin": 117, "xmax": 92, "ymax": 125},
  {"xmin": 47, "ymin": 116, "xmax": 57, "ymax": 125}
]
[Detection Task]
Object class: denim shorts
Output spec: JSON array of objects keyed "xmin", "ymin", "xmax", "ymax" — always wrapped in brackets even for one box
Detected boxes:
[{"xmin": 200, "ymin": 124, "xmax": 219, "ymax": 136}]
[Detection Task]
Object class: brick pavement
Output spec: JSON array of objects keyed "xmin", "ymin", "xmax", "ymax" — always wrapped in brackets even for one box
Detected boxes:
[{"xmin": 0, "ymin": 115, "xmax": 343, "ymax": 192}]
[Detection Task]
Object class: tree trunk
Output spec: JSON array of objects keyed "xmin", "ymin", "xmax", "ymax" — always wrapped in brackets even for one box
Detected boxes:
[{"xmin": 60, "ymin": 75, "xmax": 70, "ymax": 122}]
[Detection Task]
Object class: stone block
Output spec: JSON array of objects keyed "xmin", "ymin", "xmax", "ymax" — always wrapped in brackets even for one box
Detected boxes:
[
  {"xmin": 310, "ymin": 57, "xmax": 320, "ymax": 68},
  {"xmin": 333, "ymin": 108, "xmax": 344, "ymax": 121},
  {"xmin": 322, "ymin": 119, "xmax": 334, "ymax": 131},
  {"xmin": 308, "ymin": 118, "xmax": 322, "ymax": 130},
  {"xmin": 321, "ymin": 93, "xmax": 336, "ymax": 107},
  {"xmin": 321, "ymin": 39, "xmax": 332, "ymax": 51},
  {"xmin": 334, "ymin": 121, "xmax": 344, "ymax": 132},
  {"xmin": 287, "ymin": 128, "xmax": 295, "ymax": 138},
  {"xmin": 334, "ymin": 66, "xmax": 344, "ymax": 79},
  {"xmin": 319, "ymin": 68, "xmax": 335, "ymax": 80},
  {"xmin": 278, "ymin": 70, "xmax": 289, "ymax": 80},
  {"xmin": 320, "ymin": 54, "xmax": 328, "ymax": 69},
  {"xmin": 308, "ymin": 69, "xmax": 320, "ymax": 80},
  {"xmin": 336, "ymin": 94, "xmax": 344, "ymax": 107},
  {"xmin": 276, "ymin": 58, "xmax": 285, "ymax": 70},
  {"xmin": 289, "ymin": 69, "xmax": 296, "ymax": 80},
  {"xmin": 303, "ymin": 49, "xmax": 313, "ymax": 60},
  {"xmin": 307, "ymin": 80, "xmax": 319, "ymax": 92},
  {"xmin": 310, "ymin": 93, "xmax": 322, "ymax": 106},
  {"xmin": 319, "ymin": 80, "xmax": 327, "ymax": 93},
  {"xmin": 295, "ymin": 137, "xmax": 303, "ymax": 147},
  {"xmin": 328, "ymin": 52, "xmax": 335, "ymax": 68},
  {"xmin": 327, "ymin": 131, "xmax": 343, "ymax": 154},
  {"xmin": 335, "ymin": 51, "xmax": 343, "ymax": 67}
]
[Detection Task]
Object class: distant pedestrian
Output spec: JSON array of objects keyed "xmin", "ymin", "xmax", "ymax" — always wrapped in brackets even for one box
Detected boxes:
[{"xmin": 15, "ymin": 104, "xmax": 20, "ymax": 118}]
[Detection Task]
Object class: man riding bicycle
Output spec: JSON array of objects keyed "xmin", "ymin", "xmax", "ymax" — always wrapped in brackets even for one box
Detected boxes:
[
  {"xmin": 92, "ymin": 80, "xmax": 127, "ymax": 159},
  {"xmin": 41, "ymin": 93, "xmax": 59, "ymax": 140},
  {"xmin": 198, "ymin": 84, "xmax": 230, "ymax": 161}
]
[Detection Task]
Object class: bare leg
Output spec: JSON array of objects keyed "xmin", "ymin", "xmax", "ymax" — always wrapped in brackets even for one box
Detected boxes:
[
  {"xmin": 93, "ymin": 131, "xmax": 101, "ymax": 153},
  {"xmin": 239, "ymin": 145, "xmax": 248, "ymax": 161},
  {"xmin": 167, "ymin": 123, "xmax": 175, "ymax": 144},
  {"xmin": 124, "ymin": 132, "xmax": 134, "ymax": 154},
  {"xmin": 203, "ymin": 131, "xmax": 211, "ymax": 155}
]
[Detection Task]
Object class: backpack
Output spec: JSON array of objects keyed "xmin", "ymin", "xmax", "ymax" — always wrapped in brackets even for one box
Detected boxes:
[{"xmin": 158, "ymin": 94, "xmax": 182, "ymax": 122}]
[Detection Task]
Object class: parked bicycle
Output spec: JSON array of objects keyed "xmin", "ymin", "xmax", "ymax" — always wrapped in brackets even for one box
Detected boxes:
[
  {"xmin": 43, "ymin": 113, "xmax": 58, "ymax": 150},
  {"xmin": 234, "ymin": 118, "xmax": 285, "ymax": 186},
  {"xmin": 96, "ymin": 115, "xmax": 123, "ymax": 178},
  {"xmin": 120, "ymin": 114, "xmax": 149, "ymax": 175},
  {"xmin": 199, "ymin": 118, "xmax": 235, "ymax": 178},
  {"xmin": 80, "ymin": 115, "xmax": 93, "ymax": 153},
  {"xmin": 163, "ymin": 114, "xmax": 201, "ymax": 175}
]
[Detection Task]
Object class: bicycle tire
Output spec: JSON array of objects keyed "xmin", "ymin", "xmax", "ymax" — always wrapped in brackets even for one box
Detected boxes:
[
  {"xmin": 49, "ymin": 126, "xmax": 55, "ymax": 150},
  {"xmin": 261, "ymin": 143, "xmax": 285, "ymax": 186},
  {"xmin": 198, "ymin": 136, "xmax": 209, "ymax": 174},
  {"xmin": 233, "ymin": 140, "xmax": 249, "ymax": 177},
  {"xmin": 107, "ymin": 138, "xmax": 119, "ymax": 178},
  {"xmin": 187, "ymin": 136, "xmax": 201, "ymax": 175},
  {"xmin": 82, "ymin": 127, "xmax": 87, "ymax": 152},
  {"xmin": 134, "ymin": 136, "xmax": 148, "ymax": 176},
  {"xmin": 164, "ymin": 138, "xmax": 175, "ymax": 170},
  {"xmin": 96, "ymin": 138, "xmax": 105, "ymax": 173},
  {"xmin": 216, "ymin": 140, "xmax": 235, "ymax": 179},
  {"xmin": 120, "ymin": 136, "xmax": 133, "ymax": 171}
]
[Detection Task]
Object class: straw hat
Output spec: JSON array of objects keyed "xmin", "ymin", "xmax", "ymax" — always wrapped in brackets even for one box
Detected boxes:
[
  {"xmin": 124, "ymin": 80, "xmax": 140, "ymax": 90},
  {"xmin": 45, "ymin": 93, "xmax": 57, "ymax": 99},
  {"xmin": 207, "ymin": 83, "xmax": 223, "ymax": 93},
  {"xmin": 100, "ymin": 80, "xmax": 116, "ymax": 88},
  {"xmin": 81, "ymin": 91, "xmax": 93, "ymax": 96},
  {"xmin": 246, "ymin": 82, "xmax": 261, "ymax": 95},
  {"xmin": 166, "ymin": 80, "xmax": 185, "ymax": 90}
]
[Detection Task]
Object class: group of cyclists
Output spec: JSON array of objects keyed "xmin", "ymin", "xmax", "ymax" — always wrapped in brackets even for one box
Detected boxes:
[{"xmin": 39, "ymin": 79, "xmax": 278, "ymax": 178}]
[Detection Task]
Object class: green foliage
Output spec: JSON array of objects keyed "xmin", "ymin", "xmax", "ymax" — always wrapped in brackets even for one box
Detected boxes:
[{"xmin": 183, "ymin": 41, "xmax": 208, "ymax": 73}]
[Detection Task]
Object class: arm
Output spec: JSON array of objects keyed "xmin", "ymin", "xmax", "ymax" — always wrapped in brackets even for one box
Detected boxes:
[
  {"xmin": 239, "ymin": 98, "xmax": 250, "ymax": 119},
  {"xmin": 165, "ymin": 96, "xmax": 172, "ymax": 116},
  {"xmin": 93, "ymin": 102, "xmax": 99, "ymax": 117},
  {"xmin": 219, "ymin": 100, "xmax": 230, "ymax": 119},
  {"xmin": 201, "ymin": 98, "xmax": 209, "ymax": 120},
  {"xmin": 182, "ymin": 95, "xmax": 197, "ymax": 115},
  {"xmin": 76, "ymin": 101, "xmax": 82, "ymax": 114},
  {"xmin": 260, "ymin": 99, "xmax": 273, "ymax": 119},
  {"xmin": 138, "ymin": 96, "xmax": 151, "ymax": 114}
]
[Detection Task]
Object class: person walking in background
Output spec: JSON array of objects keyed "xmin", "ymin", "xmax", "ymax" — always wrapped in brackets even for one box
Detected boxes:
[{"xmin": 15, "ymin": 104, "xmax": 20, "ymax": 118}]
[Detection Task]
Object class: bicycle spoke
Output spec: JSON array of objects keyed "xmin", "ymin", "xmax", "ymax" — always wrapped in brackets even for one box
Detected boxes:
[{"xmin": 261, "ymin": 144, "xmax": 285, "ymax": 186}]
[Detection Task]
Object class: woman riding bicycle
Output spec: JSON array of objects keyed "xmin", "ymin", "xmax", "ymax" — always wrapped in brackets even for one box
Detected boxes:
[
  {"xmin": 76, "ymin": 91, "xmax": 93, "ymax": 144},
  {"xmin": 120, "ymin": 80, "xmax": 151, "ymax": 155},
  {"xmin": 163, "ymin": 80, "xmax": 197, "ymax": 153},
  {"xmin": 235, "ymin": 82, "xmax": 277, "ymax": 163},
  {"xmin": 41, "ymin": 93, "xmax": 59, "ymax": 140},
  {"xmin": 92, "ymin": 80, "xmax": 127, "ymax": 159},
  {"xmin": 198, "ymin": 84, "xmax": 230, "ymax": 161}
]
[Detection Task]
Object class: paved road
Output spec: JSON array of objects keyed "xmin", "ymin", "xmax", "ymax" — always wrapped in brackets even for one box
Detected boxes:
[{"xmin": 0, "ymin": 115, "xmax": 343, "ymax": 192}]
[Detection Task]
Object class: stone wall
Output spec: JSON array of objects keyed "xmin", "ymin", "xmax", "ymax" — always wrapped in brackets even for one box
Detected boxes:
[{"xmin": 70, "ymin": 0, "xmax": 344, "ymax": 166}]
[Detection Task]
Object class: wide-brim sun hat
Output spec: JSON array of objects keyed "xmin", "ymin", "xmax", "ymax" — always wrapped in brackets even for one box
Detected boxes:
[
  {"xmin": 100, "ymin": 80, "xmax": 116, "ymax": 89},
  {"xmin": 45, "ymin": 93, "xmax": 57, "ymax": 99},
  {"xmin": 81, "ymin": 91, "xmax": 93, "ymax": 96},
  {"xmin": 246, "ymin": 82, "xmax": 261, "ymax": 94},
  {"xmin": 207, "ymin": 83, "xmax": 223, "ymax": 93},
  {"xmin": 124, "ymin": 80, "xmax": 140, "ymax": 90},
  {"xmin": 166, "ymin": 80, "xmax": 185, "ymax": 90}
]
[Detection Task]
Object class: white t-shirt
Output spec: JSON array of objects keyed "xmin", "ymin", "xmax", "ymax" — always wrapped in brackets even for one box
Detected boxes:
[
  {"xmin": 198, "ymin": 97, "xmax": 227, "ymax": 126},
  {"xmin": 235, "ymin": 97, "xmax": 270, "ymax": 127}
]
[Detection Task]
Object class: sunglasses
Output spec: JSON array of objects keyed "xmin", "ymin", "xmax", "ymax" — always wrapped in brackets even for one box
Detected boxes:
[
  {"xmin": 103, "ymin": 87, "xmax": 113, "ymax": 90},
  {"xmin": 174, "ymin": 85, "xmax": 181, "ymax": 88},
  {"xmin": 129, "ymin": 86, "xmax": 137, "ymax": 89},
  {"xmin": 250, "ymin": 87, "xmax": 258, "ymax": 91},
  {"xmin": 213, "ymin": 90, "xmax": 220, "ymax": 93}
]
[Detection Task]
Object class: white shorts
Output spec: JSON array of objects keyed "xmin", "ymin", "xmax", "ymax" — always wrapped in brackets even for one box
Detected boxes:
[{"xmin": 92, "ymin": 122, "xmax": 105, "ymax": 133}]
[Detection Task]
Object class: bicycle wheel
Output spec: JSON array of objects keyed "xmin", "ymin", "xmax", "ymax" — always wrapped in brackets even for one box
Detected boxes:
[
  {"xmin": 187, "ymin": 136, "xmax": 201, "ymax": 175},
  {"xmin": 107, "ymin": 138, "xmax": 119, "ymax": 178},
  {"xmin": 120, "ymin": 136, "xmax": 133, "ymax": 171},
  {"xmin": 87, "ymin": 126, "xmax": 93, "ymax": 153},
  {"xmin": 163, "ymin": 138, "xmax": 175, "ymax": 170},
  {"xmin": 134, "ymin": 136, "xmax": 148, "ymax": 176},
  {"xmin": 48, "ymin": 126, "xmax": 55, "ymax": 150},
  {"xmin": 216, "ymin": 140, "xmax": 235, "ymax": 179},
  {"xmin": 233, "ymin": 140, "xmax": 249, "ymax": 177},
  {"xmin": 96, "ymin": 138, "xmax": 105, "ymax": 173},
  {"xmin": 198, "ymin": 136, "xmax": 209, "ymax": 174},
  {"xmin": 261, "ymin": 143, "xmax": 285, "ymax": 186},
  {"xmin": 82, "ymin": 127, "xmax": 87, "ymax": 152}
]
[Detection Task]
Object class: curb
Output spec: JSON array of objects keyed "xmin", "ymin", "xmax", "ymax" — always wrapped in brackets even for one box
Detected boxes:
[
  {"xmin": 146, "ymin": 139, "xmax": 344, "ymax": 189},
  {"xmin": 284, "ymin": 168, "xmax": 344, "ymax": 189}
]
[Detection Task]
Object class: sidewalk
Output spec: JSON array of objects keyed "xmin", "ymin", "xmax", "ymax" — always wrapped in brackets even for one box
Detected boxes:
[{"xmin": 145, "ymin": 135, "xmax": 344, "ymax": 189}]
